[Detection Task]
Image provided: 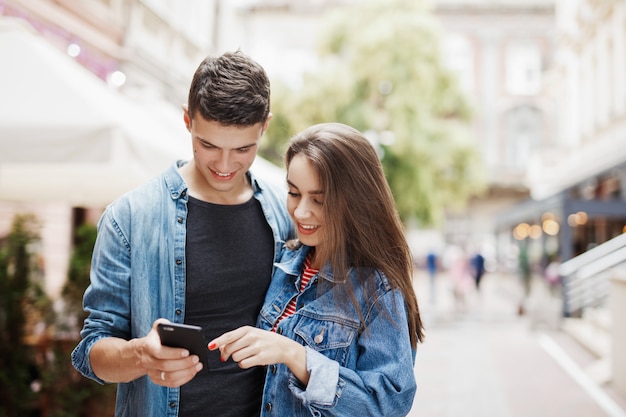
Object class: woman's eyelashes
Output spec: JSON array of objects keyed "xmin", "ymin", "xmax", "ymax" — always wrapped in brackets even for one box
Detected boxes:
[{"xmin": 287, "ymin": 191, "xmax": 324, "ymax": 206}]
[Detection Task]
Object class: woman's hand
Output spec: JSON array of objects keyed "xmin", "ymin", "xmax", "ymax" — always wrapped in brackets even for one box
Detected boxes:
[{"xmin": 209, "ymin": 326, "xmax": 309, "ymax": 385}]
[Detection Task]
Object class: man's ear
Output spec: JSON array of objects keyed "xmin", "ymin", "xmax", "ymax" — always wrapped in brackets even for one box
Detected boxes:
[
  {"xmin": 262, "ymin": 113, "xmax": 273, "ymax": 134},
  {"xmin": 182, "ymin": 105, "xmax": 192, "ymax": 132}
]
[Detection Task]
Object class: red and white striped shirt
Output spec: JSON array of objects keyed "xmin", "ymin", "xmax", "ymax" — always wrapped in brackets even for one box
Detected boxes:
[{"xmin": 272, "ymin": 254, "xmax": 319, "ymax": 332}]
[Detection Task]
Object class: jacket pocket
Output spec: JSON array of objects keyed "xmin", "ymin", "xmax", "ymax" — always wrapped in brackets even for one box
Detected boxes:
[{"xmin": 293, "ymin": 315, "xmax": 358, "ymax": 366}]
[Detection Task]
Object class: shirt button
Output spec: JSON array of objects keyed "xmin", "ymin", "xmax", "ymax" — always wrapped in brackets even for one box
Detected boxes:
[
  {"xmin": 181, "ymin": 190, "xmax": 187, "ymax": 197},
  {"xmin": 270, "ymin": 364, "xmax": 277, "ymax": 374},
  {"xmin": 264, "ymin": 403, "xmax": 272, "ymax": 412},
  {"xmin": 175, "ymin": 309, "xmax": 182, "ymax": 315},
  {"xmin": 276, "ymin": 327, "xmax": 283, "ymax": 335},
  {"xmin": 176, "ymin": 259, "xmax": 182, "ymax": 265},
  {"xmin": 177, "ymin": 217, "xmax": 183, "ymax": 223},
  {"xmin": 169, "ymin": 401, "xmax": 176, "ymax": 408}
]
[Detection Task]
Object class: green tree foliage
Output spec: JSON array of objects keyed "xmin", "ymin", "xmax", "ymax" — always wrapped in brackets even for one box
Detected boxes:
[
  {"xmin": 62, "ymin": 224, "xmax": 98, "ymax": 323},
  {"xmin": 0, "ymin": 217, "xmax": 115, "ymax": 416},
  {"xmin": 0, "ymin": 214, "xmax": 44, "ymax": 416},
  {"xmin": 263, "ymin": 0, "xmax": 486, "ymax": 224}
]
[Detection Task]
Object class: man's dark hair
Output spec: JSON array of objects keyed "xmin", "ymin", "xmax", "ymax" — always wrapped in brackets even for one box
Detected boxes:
[{"xmin": 187, "ymin": 50, "xmax": 270, "ymax": 126}]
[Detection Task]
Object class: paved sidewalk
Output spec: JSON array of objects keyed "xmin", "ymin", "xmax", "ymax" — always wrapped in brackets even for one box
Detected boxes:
[{"xmin": 406, "ymin": 270, "xmax": 626, "ymax": 417}]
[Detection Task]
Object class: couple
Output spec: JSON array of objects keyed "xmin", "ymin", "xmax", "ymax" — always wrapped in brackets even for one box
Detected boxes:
[{"xmin": 71, "ymin": 51, "xmax": 424, "ymax": 417}]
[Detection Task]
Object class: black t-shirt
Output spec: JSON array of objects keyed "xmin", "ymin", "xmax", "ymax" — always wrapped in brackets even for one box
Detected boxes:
[{"xmin": 179, "ymin": 195, "xmax": 274, "ymax": 417}]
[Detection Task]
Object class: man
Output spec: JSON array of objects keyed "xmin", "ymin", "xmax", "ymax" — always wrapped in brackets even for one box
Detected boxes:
[
  {"xmin": 471, "ymin": 252, "xmax": 485, "ymax": 291},
  {"xmin": 71, "ymin": 51, "xmax": 293, "ymax": 417},
  {"xmin": 426, "ymin": 250, "xmax": 438, "ymax": 302}
]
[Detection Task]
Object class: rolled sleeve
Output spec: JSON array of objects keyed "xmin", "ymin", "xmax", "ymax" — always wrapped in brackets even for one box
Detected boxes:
[
  {"xmin": 71, "ymin": 335, "xmax": 107, "ymax": 384},
  {"xmin": 289, "ymin": 347, "xmax": 344, "ymax": 407}
]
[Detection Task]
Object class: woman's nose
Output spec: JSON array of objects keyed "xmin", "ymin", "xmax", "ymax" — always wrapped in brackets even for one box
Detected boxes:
[{"xmin": 293, "ymin": 200, "xmax": 311, "ymax": 219}]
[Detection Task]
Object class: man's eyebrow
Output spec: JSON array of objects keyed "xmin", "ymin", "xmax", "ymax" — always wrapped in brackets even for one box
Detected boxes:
[
  {"xmin": 195, "ymin": 137, "xmax": 256, "ymax": 150},
  {"xmin": 196, "ymin": 137, "xmax": 213, "ymax": 146},
  {"xmin": 236, "ymin": 143, "xmax": 257, "ymax": 150}
]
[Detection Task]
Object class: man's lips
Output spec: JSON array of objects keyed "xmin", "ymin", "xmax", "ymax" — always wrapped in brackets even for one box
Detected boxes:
[{"xmin": 210, "ymin": 168, "xmax": 235, "ymax": 180}]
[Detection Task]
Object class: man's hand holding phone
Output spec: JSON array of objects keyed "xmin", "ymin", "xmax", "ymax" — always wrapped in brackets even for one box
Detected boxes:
[{"xmin": 142, "ymin": 319, "xmax": 204, "ymax": 387}]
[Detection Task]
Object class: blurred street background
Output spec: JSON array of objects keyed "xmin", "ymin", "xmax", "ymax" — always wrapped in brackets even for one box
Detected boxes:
[
  {"xmin": 409, "ymin": 268, "xmax": 626, "ymax": 417},
  {"xmin": 2, "ymin": 0, "xmax": 626, "ymax": 415}
]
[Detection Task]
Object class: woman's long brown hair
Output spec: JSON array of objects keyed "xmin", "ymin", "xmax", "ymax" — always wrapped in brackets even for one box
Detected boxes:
[{"xmin": 285, "ymin": 123, "xmax": 424, "ymax": 346}]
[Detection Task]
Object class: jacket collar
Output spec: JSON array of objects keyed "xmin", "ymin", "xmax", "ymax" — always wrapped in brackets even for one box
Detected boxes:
[
  {"xmin": 276, "ymin": 244, "xmax": 347, "ymax": 284},
  {"xmin": 163, "ymin": 160, "xmax": 265, "ymax": 201}
]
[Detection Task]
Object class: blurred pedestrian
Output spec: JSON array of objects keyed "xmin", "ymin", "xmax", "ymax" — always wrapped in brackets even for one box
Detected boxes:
[
  {"xmin": 448, "ymin": 245, "xmax": 473, "ymax": 312},
  {"xmin": 71, "ymin": 51, "xmax": 294, "ymax": 417},
  {"xmin": 209, "ymin": 123, "xmax": 424, "ymax": 416},
  {"xmin": 518, "ymin": 243, "xmax": 532, "ymax": 315},
  {"xmin": 543, "ymin": 254, "xmax": 561, "ymax": 297},
  {"xmin": 470, "ymin": 252, "xmax": 486, "ymax": 291},
  {"xmin": 426, "ymin": 250, "xmax": 438, "ymax": 303}
]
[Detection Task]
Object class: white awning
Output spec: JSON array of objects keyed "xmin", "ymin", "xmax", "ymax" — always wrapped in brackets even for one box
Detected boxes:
[{"xmin": 0, "ymin": 17, "xmax": 284, "ymax": 207}]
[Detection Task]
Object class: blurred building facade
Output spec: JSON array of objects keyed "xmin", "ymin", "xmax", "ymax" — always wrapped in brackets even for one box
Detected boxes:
[
  {"xmin": 496, "ymin": 0, "xmax": 626, "ymax": 270},
  {"xmin": 0, "ymin": 0, "xmax": 217, "ymax": 103},
  {"xmin": 432, "ymin": 0, "xmax": 556, "ymax": 269}
]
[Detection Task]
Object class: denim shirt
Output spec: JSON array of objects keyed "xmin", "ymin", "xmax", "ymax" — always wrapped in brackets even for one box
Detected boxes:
[
  {"xmin": 71, "ymin": 161, "xmax": 293, "ymax": 417},
  {"xmin": 257, "ymin": 245, "xmax": 417, "ymax": 417}
]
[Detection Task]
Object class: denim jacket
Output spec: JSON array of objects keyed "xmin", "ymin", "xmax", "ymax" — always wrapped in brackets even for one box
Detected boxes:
[
  {"xmin": 257, "ymin": 245, "xmax": 417, "ymax": 417},
  {"xmin": 71, "ymin": 161, "xmax": 293, "ymax": 417}
]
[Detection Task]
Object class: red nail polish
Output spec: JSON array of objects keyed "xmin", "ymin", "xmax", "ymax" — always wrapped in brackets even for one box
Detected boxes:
[
  {"xmin": 220, "ymin": 356, "xmax": 225, "ymax": 362},
  {"xmin": 208, "ymin": 342, "xmax": 217, "ymax": 350}
]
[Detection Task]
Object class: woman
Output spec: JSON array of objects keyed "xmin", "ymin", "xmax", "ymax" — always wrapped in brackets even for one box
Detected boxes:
[{"xmin": 209, "ymin": 122, "xmax": 424, "ymax": 416}]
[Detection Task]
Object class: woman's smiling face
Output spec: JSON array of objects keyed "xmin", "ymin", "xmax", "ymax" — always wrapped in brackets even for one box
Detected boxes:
[{"xmin": 286, "ymin": 154, "xmax": 326, "ymax": 250}]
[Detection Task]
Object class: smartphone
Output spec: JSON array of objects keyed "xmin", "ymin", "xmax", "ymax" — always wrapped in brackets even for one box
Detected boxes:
[{"xmin": 157, "ymin": 322, "xmax": 209, "ymax": 369}]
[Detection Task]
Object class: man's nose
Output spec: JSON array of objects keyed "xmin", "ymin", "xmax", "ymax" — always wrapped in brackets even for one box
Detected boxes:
[{"xmin": 215, "ymin": 150, "xmax": 233, "ymax": 172}]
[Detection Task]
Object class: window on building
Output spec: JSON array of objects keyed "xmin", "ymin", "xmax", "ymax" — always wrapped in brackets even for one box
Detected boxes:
[
  {"xmin": 505, "ymin": 42, "xmax": 542, "ymax": 96},
  {"xmin": 503, "ymin": 105, "xmax": 544, "ymax": 169},
  {"xmin": 442, "ymin": 33, "xmax": 475, "ymax": 94}
]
